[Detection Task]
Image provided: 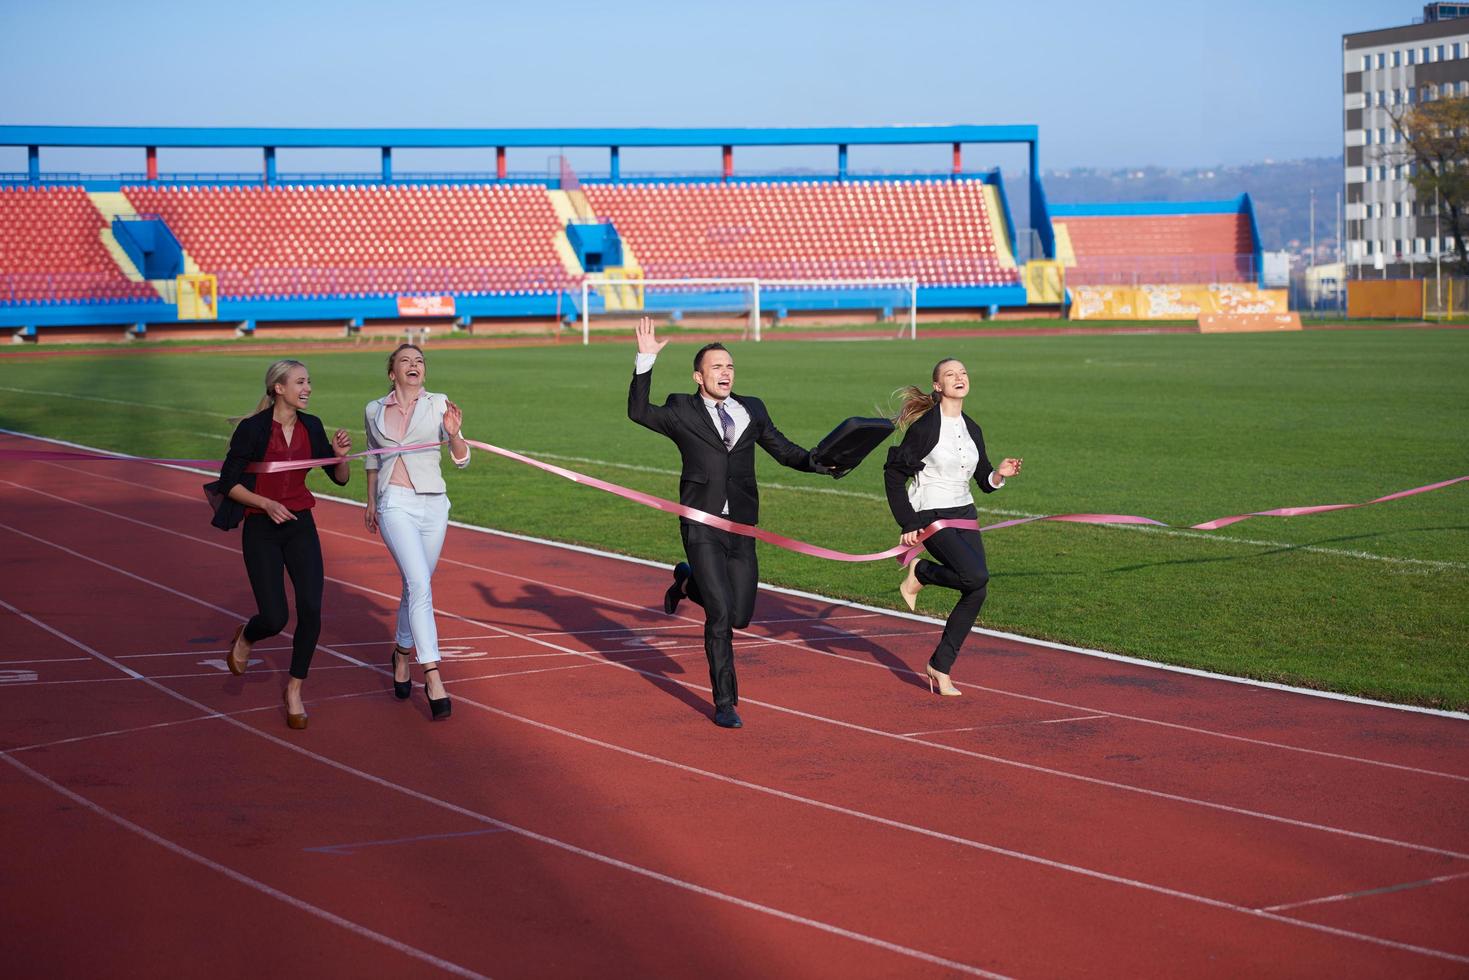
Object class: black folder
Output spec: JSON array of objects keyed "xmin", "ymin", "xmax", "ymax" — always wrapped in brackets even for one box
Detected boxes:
[{"xmin": 812, "ymin": 416, "xmax": 896, "ymax": 478}]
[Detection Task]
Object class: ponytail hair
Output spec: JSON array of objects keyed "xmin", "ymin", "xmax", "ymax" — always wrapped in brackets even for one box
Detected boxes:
[
  {"xmin": 234, "ymin": 359, "xmax": 307, "ymax": 423},
  {"xmin": 891, "ymin": 385, "xmax": 939, "ymax": 429},
  {"xmin": 890, "ymin": 357, "xmax": 961, "ymax": 429}
]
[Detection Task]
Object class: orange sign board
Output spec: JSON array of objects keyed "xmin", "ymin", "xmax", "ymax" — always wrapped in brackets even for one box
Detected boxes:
[
  {"xmin": 397, "ymin": 296, "xmax": 456, "ymax": 317},
  {"xmin": 1197, "ymin": 313, "xmax": 1302, "ymax": 333}
]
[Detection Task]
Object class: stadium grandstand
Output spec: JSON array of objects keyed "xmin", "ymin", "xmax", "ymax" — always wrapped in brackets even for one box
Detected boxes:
[{"xmin": 0, "ymin": 125, "xmax": 1275, "ymax": 340}]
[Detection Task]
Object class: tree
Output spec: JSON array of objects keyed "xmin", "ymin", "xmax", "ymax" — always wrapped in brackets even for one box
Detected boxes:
[{"xmin": 1391, "ymin": 95, "xmax": 1469, "ymax": 276}]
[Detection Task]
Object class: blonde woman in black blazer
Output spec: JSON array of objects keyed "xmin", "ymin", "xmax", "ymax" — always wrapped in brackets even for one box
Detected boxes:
[
  {"xmin": 885, "ymin": 358, "xmax": 1022, "ymax": 696},
  {"xmin": 209, "ymin": 359, "xmax": 351, "ymax": 730}
]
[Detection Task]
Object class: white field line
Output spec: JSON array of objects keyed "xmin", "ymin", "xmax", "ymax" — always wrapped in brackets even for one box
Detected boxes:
[
  {"xmin": 0, "ymin": 596, "xmax": 1010, "ymax": 979},
  {"xmin": 0, "ymin": 386, "xmax": 230, "ymax": 419},
  {"xmin": 4, "ymin": 502, "xmax": 1467, "ymax": 863},
  {"xmin": 1, "ymin": 421, "xmax": 1463, "ymax": 571},
  {"xmin": 2, "ymin": 591, "xmax": 1464, "ymax": 968},
  {"xmin": 514, "ymin": 449, "xmax": 1469, "ymax": 573}
]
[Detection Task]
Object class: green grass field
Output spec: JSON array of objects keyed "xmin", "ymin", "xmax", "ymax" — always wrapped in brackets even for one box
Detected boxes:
[{"xmin": 3, "ymin": 328, "xmax": 1466, "ymax": 709}]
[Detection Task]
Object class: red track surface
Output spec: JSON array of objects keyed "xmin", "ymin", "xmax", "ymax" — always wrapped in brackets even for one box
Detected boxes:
[{"xmin": 1, "ymin": 431, "xmax": 1467, "ymax": 978}]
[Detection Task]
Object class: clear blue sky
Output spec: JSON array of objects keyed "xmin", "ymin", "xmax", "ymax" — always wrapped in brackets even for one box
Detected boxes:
[{"xmin": 0, "ymin": 0, "xmax": 1407, "ymax": 173}]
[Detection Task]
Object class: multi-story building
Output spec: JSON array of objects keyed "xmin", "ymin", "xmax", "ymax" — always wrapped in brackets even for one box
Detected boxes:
[{"xmin": 1344, "ymin": 3, "xmax": 1469, "ymax": 278}]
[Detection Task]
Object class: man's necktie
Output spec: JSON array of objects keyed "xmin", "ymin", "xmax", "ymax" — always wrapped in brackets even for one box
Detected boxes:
[{"xmin": 716, "ymin": 402, "xmax": 736, "ymax": 449}]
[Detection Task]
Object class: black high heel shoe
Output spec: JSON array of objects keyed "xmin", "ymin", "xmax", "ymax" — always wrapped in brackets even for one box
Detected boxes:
[
  {"xmin": 423, "ymin": 665, "xmax": 451, "ymax": 721},
  {"xmin": 390, "ymin": 646, "xmax": 412, "ymax": 700}
]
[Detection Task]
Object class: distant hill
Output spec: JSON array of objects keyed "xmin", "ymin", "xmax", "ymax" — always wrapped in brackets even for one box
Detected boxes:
[{"xmin": 1043, "ymin": 158, "xmax": 1343, "ymax": 258}]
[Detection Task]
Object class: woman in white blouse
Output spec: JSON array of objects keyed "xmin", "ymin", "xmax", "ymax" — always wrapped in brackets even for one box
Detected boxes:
[
  {"xmin": 364, "ymin": 343, "xmax": 470, "ymax": 720},
  {"xmin": 884, "ymin": 358, "xmax": 1022, "ymax": 696}
]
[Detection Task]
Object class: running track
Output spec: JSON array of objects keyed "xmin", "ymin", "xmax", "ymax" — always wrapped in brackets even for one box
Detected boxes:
[{"xmin": 1, "ymin": 431, "xmax": 1466, "ymax": 978}]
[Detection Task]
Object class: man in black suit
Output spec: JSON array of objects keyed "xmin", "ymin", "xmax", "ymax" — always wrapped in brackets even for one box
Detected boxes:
[{"xmin": 628, "ymin": 317, "xmax": 835, "ymax": 728}]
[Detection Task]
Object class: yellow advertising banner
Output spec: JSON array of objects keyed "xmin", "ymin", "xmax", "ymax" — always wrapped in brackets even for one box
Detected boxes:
[{"xmin": 1069, "ymin": 283, "xmax": 1288, "ymax": 321}]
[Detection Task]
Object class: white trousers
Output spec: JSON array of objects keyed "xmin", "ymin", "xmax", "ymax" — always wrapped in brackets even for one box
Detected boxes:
[{"xmin": 377, "ymin": 486, "xmax": 450, "ymax": 664}]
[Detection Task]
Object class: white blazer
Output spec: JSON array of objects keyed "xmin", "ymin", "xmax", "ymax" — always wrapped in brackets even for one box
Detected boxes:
[{"xmin": 364, "ymin": 390, "xmax": 469, "ymax": 498}]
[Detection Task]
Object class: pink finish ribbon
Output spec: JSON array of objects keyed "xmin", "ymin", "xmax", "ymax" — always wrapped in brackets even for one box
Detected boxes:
[{"xmin": 4, "ymin": 443, "xmax": 1464, "ymax": 567}]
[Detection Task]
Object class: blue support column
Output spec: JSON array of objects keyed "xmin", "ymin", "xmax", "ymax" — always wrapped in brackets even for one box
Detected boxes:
[
  {"xmin": 838, "ymin": 144, "xmax": 847, "ymax": 180},
  {"xmin": 610, "ymin": 145, "xmax": 620, "ymax": 181},
  {"xmin": 264, "ymin": 146, "xmax": 277, "ymax": 185},
  {"xmin": 1028, "ymin": 139, "xmax": 1045, "ymax": 258},
  {"xmin": 27, "ymin": 145, "xmax": 39, "ymax": 183},
  {"xmin": 381, "ymin": 146, "xmax": 392, "ymax": 182}
]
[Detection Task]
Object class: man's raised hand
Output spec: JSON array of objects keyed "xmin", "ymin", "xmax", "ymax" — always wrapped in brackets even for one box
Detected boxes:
[{"xmin": 635, "ymin": 316, "xmax": 668, "ymax": 356}]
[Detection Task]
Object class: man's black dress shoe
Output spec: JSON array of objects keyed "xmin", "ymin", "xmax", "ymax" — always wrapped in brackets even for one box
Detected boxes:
[
  {"xmin": 664, "ymin": 562, "xmax": 692, "ymax": 615},
  {"xmin": 713, "ymin": 706, "xmax": 743, "ymax": 729}
]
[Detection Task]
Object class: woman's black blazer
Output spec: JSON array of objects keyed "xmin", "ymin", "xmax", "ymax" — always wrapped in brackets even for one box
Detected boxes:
[
  {"xmin": 883, "ymin": 404, "xmax": 998, "ymax": 533},
  {"xmin": 205, "ymin": 409, "xmax": 347, "ymax": 531}
]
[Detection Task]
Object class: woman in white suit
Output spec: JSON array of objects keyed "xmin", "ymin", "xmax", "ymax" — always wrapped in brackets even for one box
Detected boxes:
[{"xmin": 364, "ymin": 343, "xmax": 469, "ymax": 720}]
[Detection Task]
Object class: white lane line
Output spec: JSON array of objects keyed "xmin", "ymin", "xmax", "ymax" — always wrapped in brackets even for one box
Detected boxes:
[
  {"xmin": 5, "ymin": 647, "xmax": 713, "ymax": 756},
  {"xmin": 900, "ymin": 715, "xmax": 1110, "ymax": 738},
  {"xmin": 4, "ymin": 548, "xmax": 1468, "ymax": 967},
  {"xmin": 408, "ymin": 532, "xmax": 1469, "ymax": 778},
  {"xmin": 0, "ymin": 657, "xmax": 91, "ymax": 665},
  {"xmin": 0, "ymin": 597, "xmax": 1011, "ymax": 980},
  {"xmin": 0, "ymin": 752, "xmax": 491, "ymax": 979},
  {"xmin": 5, "ymin": 494, "xmax": 1468, "ymax": 862},
  {"xmin": 304, "ymin": 827, "xmax": 510, "ymax": 856},
  {"xmin": 17, "ymin": 437, "xmax": 1469, "ymax": 722},
  {"xmin": 1258, "ymin": 870, "xmax": 1469, "ymax": 913}
]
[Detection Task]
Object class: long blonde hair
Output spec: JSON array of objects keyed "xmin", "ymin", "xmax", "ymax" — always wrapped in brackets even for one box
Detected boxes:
[
  {"xmin": 249, "ymin": 359, "xmax": 307, "ymax": 416},
  {"xmin": 891, "ymin": 357, "xmax": 960, "ymax": 429}
]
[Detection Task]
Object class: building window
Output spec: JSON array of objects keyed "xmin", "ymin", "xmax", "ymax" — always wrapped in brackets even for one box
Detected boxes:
[
  {"xmin": 1416, "ymin": 237, "xmax": 1426, "ymax": 254},
  {"xmin": 1437, "ymin": 44, "xmax": 1446, "ymax": 61},
  {"xmin": 1366, "ymin": 240, "xmax": 1375, "ymax": 255},
  {"xmin": 1392, "ymin": 50, "xmax": 1401, "ymax": 67},
  {"xmin": 1376, "ymin": 52, "xmax": 1385, "ymax": 69},
  {"xmin": 1421, "ymin": 46, "xmax": 1430, "ymax": 62},
  {"xmin": 1408, "ymin": 48, "xmax": 1417, "ymax": 65}
]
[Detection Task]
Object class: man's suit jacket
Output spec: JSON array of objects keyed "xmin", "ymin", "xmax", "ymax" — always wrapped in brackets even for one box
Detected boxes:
[
  {"xmin": 628, "ymin": 368, "xmax": 823, "ymax": 526},
  {"xmin": 205, "ymin": 409, "xmax": 347, "ymax": 531}
]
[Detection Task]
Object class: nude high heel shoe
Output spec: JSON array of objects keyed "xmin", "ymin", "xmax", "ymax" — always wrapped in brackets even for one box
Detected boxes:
[
  {"xmin": 283, "ymin": 688, "xmax": 308, "ymax": 730},
  {"xmin": 924, "ymin": 665, "xmax": 963, "ymax": 697},
  {"xmin": 899, "ymin": 562, "xmax": 923, "ymax": 612},
  {"xmin": 226, "ymin": 624, "xmax": 250, "ymax": 676}
]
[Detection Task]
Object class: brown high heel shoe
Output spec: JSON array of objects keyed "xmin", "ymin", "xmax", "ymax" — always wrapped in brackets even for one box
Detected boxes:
[
  {"xmin": 899, "ymin": 562, "xmax": 923, "ymax": 612},
  {"xmin": 226, "ymin": 624, "xmax": 250, "ymax": 676},
  {"xmin": 924, "ymin": 665, "xmax": 963, "ymax": 697},
  {"xmin": 283, "ymin": 688, "xmax": 308, "ymax": 730}
]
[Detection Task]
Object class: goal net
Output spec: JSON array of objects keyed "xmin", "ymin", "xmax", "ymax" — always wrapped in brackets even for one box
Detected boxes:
[{"xmin": 578, "ymin": 276, "xmax": 919, "ymax": 344}]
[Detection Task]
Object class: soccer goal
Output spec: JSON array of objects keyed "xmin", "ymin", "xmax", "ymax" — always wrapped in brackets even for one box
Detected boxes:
[{"xmin": 578, "ymin": 276, "xmax": 919, "ymax": 344}]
